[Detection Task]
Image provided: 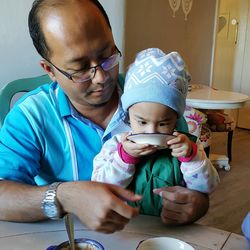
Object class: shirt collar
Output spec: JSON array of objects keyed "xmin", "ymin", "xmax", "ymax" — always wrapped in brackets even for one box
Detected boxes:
[{"xmin": 56, "ymin": 85, "xmax": 72, "ymax": 117}]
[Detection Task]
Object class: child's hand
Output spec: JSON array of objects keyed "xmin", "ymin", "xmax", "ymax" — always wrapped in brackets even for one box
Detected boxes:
[
  {"xmin": 121, "ymin": 134, "xmax": 158, "ymax": 158},
  {"xmin": 167, "ymin": 132, "xmax": 193, "ymax": 158}
]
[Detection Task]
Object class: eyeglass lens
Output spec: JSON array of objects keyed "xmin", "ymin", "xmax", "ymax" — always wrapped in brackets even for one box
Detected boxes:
[
  {"xmin": 101, "ymin": 53, "xmax": 120, "ymax": 71},
  {"xmin": 72, "ymin": 52, "xmax": 120, "ymax": 83}
]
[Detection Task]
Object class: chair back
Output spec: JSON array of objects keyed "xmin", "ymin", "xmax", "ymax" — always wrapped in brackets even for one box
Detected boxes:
[{"xmin": 0, "ymin": 74, "xmax": 51, "ymax": 127}]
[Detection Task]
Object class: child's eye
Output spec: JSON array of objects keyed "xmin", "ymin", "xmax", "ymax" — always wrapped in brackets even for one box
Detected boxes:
[
  {"xmin": 159, "ymin": 122, "xmax": 168, "ymax": 126},
  {"xmin": 138, "ymin": 120, "xmax": 147, "ymax": 126}
]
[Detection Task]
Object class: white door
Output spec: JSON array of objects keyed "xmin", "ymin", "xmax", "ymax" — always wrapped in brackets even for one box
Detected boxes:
[
  {"xmin": 212, "ymin": 0, "xmax": 250, "ymax": 129},
  {"xmin": 237, "ymin": 4, "xmax": 250, "ymax": 129}
]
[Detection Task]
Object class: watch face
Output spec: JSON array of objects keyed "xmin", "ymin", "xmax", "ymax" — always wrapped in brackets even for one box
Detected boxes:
[{"xmin": 44, "ymin": 202, "xmax": 60, "ymax": 218}]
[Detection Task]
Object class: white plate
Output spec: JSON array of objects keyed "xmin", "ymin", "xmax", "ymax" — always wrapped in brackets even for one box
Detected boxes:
[
  {"xmin": 127, "ymin": 133, "xmax": 176, "ymax": 147},
  {"xmin": 136, "ymin": 237, "xmax": 195, "ymax": 250}
]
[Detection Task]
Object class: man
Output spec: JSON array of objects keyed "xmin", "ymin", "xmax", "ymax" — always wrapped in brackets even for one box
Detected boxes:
[{"xmin": 0, "ymin": 0, "xmax": 208, "ymax": 233}]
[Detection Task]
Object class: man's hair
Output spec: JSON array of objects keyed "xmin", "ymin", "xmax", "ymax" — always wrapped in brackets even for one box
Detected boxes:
[{"xmin": 28, "ymin": 0, "xmax": 112, "ymax": 60}]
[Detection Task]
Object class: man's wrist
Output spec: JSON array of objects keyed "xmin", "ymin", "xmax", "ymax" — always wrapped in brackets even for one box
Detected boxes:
[{"xmin": 41, "ymin": 182, "xmax": 65, "ymax": 220}]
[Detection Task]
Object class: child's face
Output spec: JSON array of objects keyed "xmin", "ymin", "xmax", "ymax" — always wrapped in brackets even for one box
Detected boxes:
[{"xmin": 128, "ymin": 102, "xmax": 177, "ymax": 134}]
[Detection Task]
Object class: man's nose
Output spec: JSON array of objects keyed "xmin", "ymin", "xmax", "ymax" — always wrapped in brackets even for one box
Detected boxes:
[{"xmin": 92, "ymin": 65, "xmax": 108, "ymax": 84}]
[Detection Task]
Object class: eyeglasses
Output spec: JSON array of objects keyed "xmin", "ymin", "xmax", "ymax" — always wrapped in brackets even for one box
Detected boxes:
[{"xmin": 47, "ymin": 47, "xmax": 122, "ymax": 84}]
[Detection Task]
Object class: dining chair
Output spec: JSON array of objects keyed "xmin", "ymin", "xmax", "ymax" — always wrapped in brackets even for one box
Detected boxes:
[
  {"xmin": 0, "ymin": 74, "xmax": 51, "ymax": 128},
  {"xmin": 184, "ymin": 106, "xmax": 234, "ymax": 171},
  {"xmin": 183, "ymin": 106, "xmax": 212, "ymax": 157},
  {"xmin": 203, "ymin": 109, "xmax": 235, "ymax": 162}
]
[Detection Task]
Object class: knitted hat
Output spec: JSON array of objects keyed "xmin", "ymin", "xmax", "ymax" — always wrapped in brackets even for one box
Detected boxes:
[{"xmin": 121, "ymin": 48, "xmax": 191, "ymax": 117}]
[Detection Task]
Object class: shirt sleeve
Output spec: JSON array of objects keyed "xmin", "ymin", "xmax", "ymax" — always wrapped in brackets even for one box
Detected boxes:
[
  {"xmin": 91, "ymin": 133, "xmax": 136, "ymax": 188},
  {"xmin": 242, "ymin": 212, "xmax": 250, "ymax": 242},
  {"xmin": 180, "ymin": 142, "xmax": 220, "ymax": 194},
  {"xmin": 0, "ymin": 106, "xmax": 41, "ymax": 184}
]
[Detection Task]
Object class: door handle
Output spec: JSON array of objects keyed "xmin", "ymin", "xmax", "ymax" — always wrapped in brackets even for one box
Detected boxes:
[{"xmin": 231, "ymin": 18, "xmax": 239, "ymax": 45}]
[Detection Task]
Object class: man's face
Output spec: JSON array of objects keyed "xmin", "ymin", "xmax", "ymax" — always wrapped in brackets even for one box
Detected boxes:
[
  {"xmin": 129, "ymin": 102, "xmax": 177, "ymax": 134},
  {"xmin": 41, "ymin": 1, "xmax": 119, "ymax": 108}
]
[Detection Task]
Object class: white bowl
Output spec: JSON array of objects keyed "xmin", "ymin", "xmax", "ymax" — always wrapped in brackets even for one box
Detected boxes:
[
  {"xmin": 136, "ymin": 237, "xmax": 195, "ymax": 250},
  {"xmin": 127, "ymin": 133, "xmax": 176, "ymax": 147}
]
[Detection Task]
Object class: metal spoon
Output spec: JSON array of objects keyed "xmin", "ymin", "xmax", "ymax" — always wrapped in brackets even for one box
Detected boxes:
[{"xmin": 64, "ymin": 213, "xmax": 75, "ymax": 250}]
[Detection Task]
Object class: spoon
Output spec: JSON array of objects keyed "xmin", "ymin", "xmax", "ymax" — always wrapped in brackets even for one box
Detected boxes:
[{"xmin": 64, "ymin": 213, "xmax": 75, "ymax": 250}]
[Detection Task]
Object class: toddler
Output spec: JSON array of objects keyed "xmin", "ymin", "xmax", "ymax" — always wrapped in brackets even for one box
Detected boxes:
[{"xmin": 92, "ymin": 48, "xmax": 219, "ymax": 215}]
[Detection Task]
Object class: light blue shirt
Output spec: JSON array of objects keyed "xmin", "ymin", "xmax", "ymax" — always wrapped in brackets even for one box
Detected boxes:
[
  {"xmin": 0, "ymin": 80, "xmax": 128, "ymax": 185},
  {"xmin": 0, "ymin": 77, "xmax": 188, "ymax": 186},
  {"xmin": 242, "ymin": 212, "xmax": 250, "ymax": 245}
]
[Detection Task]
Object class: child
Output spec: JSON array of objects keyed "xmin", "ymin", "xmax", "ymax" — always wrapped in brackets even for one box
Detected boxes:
[{"xmin": 92, "ymin": 48, "xmax": 219, "ymax": 215}]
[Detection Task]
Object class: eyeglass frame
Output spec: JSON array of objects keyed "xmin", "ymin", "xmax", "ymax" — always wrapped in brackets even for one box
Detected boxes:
[{"xmin": 45, "ymin": 46, "xmax": 122, "ymax": 84}]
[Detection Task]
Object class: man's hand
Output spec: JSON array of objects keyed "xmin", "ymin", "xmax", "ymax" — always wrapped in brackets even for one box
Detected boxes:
[
  {"xmin": 153, "ymin": 186, "xmax": 209, "ymax": 225},
  {"xmin": 57, "ymin": 181, "xmax": 141, "ymax": 233}
]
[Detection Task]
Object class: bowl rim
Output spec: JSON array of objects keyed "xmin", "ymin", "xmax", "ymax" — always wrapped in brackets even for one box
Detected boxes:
[
  {"xmin": 136, "ymin": 236, "xmax": 195, "ymax": 250},
  {"xmin": 127, "ymin": 133, "xmax": 176, "ymax": 146},
  {"xmin": 47, "ymin": 238, "xmax": 105, "ymax": 250},
  {"xmin": 127, "ymin": 132, "xmax": 174, "ymax": 137}
]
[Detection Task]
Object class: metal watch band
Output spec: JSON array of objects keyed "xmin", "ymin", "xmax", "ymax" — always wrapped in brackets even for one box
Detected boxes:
[{"xmin": 41, "ymin": 182, "xmax": 64, "ymax": 220}]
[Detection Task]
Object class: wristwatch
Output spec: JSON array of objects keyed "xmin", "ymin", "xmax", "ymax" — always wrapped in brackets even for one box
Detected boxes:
[{"xmin": 41, "ymin": 182, "xmax": 64, "ymax": 220}]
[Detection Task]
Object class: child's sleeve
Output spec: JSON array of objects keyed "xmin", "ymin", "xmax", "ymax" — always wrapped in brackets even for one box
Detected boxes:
[
  {"xmin": 91, "ymin": 134, "xmax": 136, "ymax": 188},
  {"xmin": 179, "ymin": 142, "xmax": 220, "ymax": 193}
]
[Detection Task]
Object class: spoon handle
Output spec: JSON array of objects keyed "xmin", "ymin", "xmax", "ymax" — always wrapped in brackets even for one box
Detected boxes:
[{"xmin": 64, "ymin": 213, "xmax": 75, "ymax": 250}]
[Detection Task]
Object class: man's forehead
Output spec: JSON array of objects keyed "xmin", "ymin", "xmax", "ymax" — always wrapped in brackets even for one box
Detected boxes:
[
  {"xmin": 40, "ymin": 0, "xmax": 108, "ymax": 35},
  {"xmin": 39, "ymin": 0, "xmax": 106, "ymax": 23},
  {"xmin": 40, "ymin": 1, "xmax": 113, "ymax": 63}
]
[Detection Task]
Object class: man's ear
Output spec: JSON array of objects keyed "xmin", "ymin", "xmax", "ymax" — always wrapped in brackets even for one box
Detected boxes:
[{"xmin": 40, "ymin": 59, "xmax": 56, "ymax": 82}]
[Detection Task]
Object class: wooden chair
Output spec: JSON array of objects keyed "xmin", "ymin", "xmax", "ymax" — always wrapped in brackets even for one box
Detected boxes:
[
  {"xmin": 203, "ymin": 110, "xmax": 235, "ymax": 162},
  {"xmin": 184, "ymin": 106, "xmax": 234, "ymax": 171}
]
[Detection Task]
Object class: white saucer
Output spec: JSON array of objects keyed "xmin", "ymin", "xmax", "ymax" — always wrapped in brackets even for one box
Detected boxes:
[
  {"xmin": 136, "ymin": 237, "xmax": 195, "ymax": 250},
  {"xmin": 127, "ymin": 133, "xmax": 176, "ymax": 147}
]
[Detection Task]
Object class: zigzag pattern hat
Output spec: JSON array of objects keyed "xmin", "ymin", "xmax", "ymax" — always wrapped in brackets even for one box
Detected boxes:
[{"xmin": 121, "ymin": 48, "xmax": 191, "ymax": 117}]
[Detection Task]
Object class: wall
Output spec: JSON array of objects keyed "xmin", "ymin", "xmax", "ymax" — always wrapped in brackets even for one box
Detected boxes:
[
  {"xmin": 99, "ymin": 0, "xmax": 125, "ymax": 71},
  {"xmin": 124, "ymin": 0, "xmax": 186, "ymax": 71},
  {"xmin": 0, "ymin": 0, "xmax": 216, "ymax": 89},
  {"xmin": 185, "ymin": 0, "xmax": 217, "ymax": 85},
  {"xmin": 0, "ymin": 0, "xmax": 125, "ymax": 88},
  {"xmin": 124, "ymin": 0, "xmax": 217, "ymax": 85},
  {"xmin": 0, "ymin": 0, "xmax": 43, "ymax": 88}
]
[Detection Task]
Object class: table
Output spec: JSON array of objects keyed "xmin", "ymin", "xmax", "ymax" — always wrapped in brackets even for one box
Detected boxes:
[
  {"xmin": 186, "ymin": 84, "xmax": 249, "ymax": 110},
  {"xmin": 186, "ymin": 84, "xmax": 249, "ymax": 170},
  {"xmin": 0, "ymin": 215, "xmax": 248, "ymax": 249}
]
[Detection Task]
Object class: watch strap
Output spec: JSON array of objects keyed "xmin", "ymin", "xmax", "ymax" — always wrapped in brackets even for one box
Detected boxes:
[{"xmin": 41, "ymin": 182, "xmax": 64, "ymax": 220}]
